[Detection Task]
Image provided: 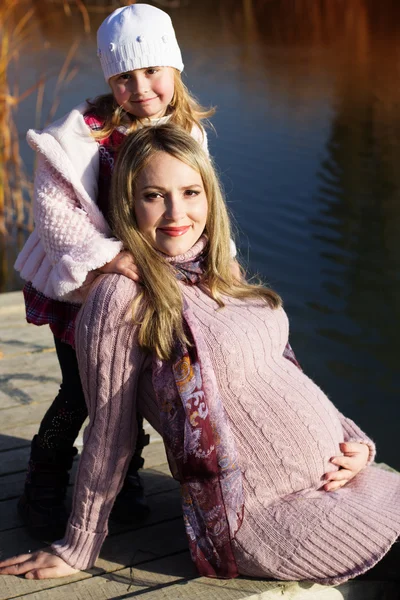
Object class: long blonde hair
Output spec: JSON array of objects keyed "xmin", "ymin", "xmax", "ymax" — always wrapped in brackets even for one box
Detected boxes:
[
  {"xmin": 111, "ymin": 124, "xmax": 282, "ymax": 360},
  {"xmin": 86, "ymin": 69, "xmax": 214, "ymax": 142}
]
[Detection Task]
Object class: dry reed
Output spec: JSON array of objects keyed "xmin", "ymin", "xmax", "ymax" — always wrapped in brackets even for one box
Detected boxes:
[
  {"xmin": 0, "ymin": 0, "xmax": 136, "ymax": 236},
  {"xmin": 0, "ymin": 0, "xmax": 87, "ymax": 235},
  {"xmin": 0, "ymin": 2, "xmax": 36, "ymax": 234}
]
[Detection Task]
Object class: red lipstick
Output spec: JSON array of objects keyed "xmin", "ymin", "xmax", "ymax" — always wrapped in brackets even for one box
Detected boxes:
[{"xmin": 158, "ymin": 226, "xmax": 191, "ymax": 237}]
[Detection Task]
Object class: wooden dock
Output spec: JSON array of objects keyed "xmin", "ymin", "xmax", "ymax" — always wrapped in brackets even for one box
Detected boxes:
[{"xmin": 0, "ymin": 290, "xmax": 397, "ymax": 599}]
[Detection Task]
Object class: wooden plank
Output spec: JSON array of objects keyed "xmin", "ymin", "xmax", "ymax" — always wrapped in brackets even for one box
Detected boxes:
[
  {"xmin": 0, "ymin": 446, "xmax": 37, "ymax": 477},
  {"xmin": 0, "ymin": 477, "xmax": 183, "ymax": 572},
  {"xmin": 0, "ymin": 444, "xmax": 170, "ymax": 505},
  {"xmin": 0, "ymin": 546, "xmax": 398, "ymax": 600},
  {"xmin": 0, "ymin": 322, "xmax": 53, "ymax": 349},
  {"xmin": 0, "ymin": 553, "xmax": 195, "ymax": 600},
  {"xmin": 0, "ymin": 471, "xmax": 25, "ymax": 502},
  {"xmin": 0, "ymin": 420, "xmax": 160, "ymax": 454},
  {"xmin": 141, "ymin": 441, "xmax": 167, "ymax": 469},
  {"xmin": 0, "ymin": 462, "xmax": 177, "ymax": 505},
  {"xmin": 239, "ymin": 581, "xmax": 398, "ymax": 600},
  {"xmin": 0, "ymin": 430, "xmax": 166, "ymax": 501},
  {"xmin": 0, "ymin": 423, "xmax": 40, "ymax": 451},
  {"xmin": 0, "ymin": 291, "xmax": 25, "ymax": 311},
  {"xmin": 0, "ymin": 378, "xmax": 59, "ymax": 411},
  {"xmin": 0, "ymin": 401, "xmax": 66, "ymax": 434},
  {"xmin": 128, "ymin": 464, "xmax": 178, "ymax": 496},
  {"xmin": 0, "ymin": 513, "xmax": 188, "ymax": 599},
  {"xmin": 0, "ymin": 332, "xmax": 55, "ymax": 360},
  {"xmin": 0, "ymin": 467, "xmax": 179, "ymax": 533},
  {"xmin": 4, "ymin": 552, "xmax": 396, "ymax": 600},
  {"xmin": 0, "ymin": 352, "xmax": 60, "ymax": 410},
  {"xmin": 0, "ymin": 564, "xmax": 90, "ymax": 600}
]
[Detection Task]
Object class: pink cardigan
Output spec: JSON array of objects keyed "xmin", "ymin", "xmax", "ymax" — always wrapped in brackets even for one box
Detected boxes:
[
  {"xmin": 14, "ymin": 105, "xmax": 211, "ymax": 303},
  {"xmin": 14, "ymin": 104, "xmax": 122, "ymax": 303},
  {"xmin": 52, "ymin": 271, "xmax": 400, "ymax": 584}
]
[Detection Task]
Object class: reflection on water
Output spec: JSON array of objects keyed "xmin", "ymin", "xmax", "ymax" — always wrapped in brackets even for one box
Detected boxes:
[{"xmin": 2, "ymin": 0, "xmax": 400, "ymax": 466}]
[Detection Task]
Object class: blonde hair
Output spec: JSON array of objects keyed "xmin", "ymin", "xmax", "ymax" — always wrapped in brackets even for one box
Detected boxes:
[
  {"xmin": 86, "ymin": 69, "xmax": 214, "ymax": 142},
  {"xmin": 111, "ymin": 124, "xmax": 282, "ymax": 359}
]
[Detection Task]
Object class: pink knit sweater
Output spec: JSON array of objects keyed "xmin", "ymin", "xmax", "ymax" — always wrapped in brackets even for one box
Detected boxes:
[{"xmin": 52, "ymin": 269, "xmax": 400, "ymax": 584}]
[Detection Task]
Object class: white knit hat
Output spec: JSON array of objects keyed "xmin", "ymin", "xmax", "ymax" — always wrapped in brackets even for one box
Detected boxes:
[{"xmin": 97, "ymin": 4, "xmax": 184, "ymax": 81}]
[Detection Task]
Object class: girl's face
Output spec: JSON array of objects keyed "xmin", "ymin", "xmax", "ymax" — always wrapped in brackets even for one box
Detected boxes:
[
  {"xmin": 109, "ymin": 67, "xmax": 175, "ymax": 119},
  {"xmin": 134, "ymin": 152, "xmax": 208, "ymax": 257}
]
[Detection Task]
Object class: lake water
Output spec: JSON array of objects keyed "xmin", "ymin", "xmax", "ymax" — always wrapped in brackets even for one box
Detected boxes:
[{"xmin": 2, "ymin": 0, "xmax": 400, "ymax": 467}]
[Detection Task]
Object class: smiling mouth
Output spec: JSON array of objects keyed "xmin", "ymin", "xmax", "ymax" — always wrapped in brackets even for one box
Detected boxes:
[
  {"xmin": 133, "ymin": 97, "xmax": 158, "ymax": 104},
  {"xmin": 158, "ymin": 226, "xmax": 191, "ymax": 237}
]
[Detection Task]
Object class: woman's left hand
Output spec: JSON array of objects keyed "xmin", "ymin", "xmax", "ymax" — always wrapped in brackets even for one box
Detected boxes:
[
  {"xmin": 322, "ymin": 441, "xmax": 369, "ymax": 492},
  {"xmin": 0, "ymin": 549, "xmax": 79, "ymax": 579}
]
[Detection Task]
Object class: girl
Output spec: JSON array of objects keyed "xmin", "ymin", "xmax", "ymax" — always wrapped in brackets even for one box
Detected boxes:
[
  {"xmin": 14, "ymin": 3, "xmax": 214, "ymax": 540},
  {"xmin": 2, "ymin": 124, "xmax": 399, "ymax": 581}
]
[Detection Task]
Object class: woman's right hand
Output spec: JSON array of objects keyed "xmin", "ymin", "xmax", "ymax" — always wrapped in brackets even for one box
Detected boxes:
[
  {"xmin": 98, "ymin": 251, "xmax": 140, "ymax": 282},
  {"xmin": 0, "ymin": 549, "xmax": 79, "ymax": 579}
]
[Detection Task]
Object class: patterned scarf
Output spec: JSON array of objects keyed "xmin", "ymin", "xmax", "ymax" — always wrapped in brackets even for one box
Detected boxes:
[{"xmin": 152, "ymin": 237, "xmax": 244, "ymax": 578}]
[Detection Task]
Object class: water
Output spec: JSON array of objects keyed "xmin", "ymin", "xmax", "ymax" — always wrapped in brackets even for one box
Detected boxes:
[{"xmin": 2, "ymin": 0, "xmax": 400, "ymax": 466}]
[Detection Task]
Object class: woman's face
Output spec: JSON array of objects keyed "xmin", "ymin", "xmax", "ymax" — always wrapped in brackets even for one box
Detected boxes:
[{"xmin": 134, "ymin": 152, "xmax": 208, "ymax": 256}]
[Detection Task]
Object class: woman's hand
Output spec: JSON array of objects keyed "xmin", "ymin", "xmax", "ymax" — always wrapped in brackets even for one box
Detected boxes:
[
  {"xmin": 322, "ymin": 441, "xmax": 369, "ymax": 492},
  {"xmin": 98, "ymin": 251, "xmax": 140, "ymax": 282},
  {"xmin": 0, "ymin": 549, "xmax": 79, "ymax": 580}
]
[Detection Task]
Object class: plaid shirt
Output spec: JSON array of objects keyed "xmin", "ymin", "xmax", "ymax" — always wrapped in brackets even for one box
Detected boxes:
[{"xmin": 23, "ymin": 111, "xmax": 126, "ymax": 347}]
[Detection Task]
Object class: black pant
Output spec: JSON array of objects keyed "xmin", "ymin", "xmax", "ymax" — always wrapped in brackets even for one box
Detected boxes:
[{"xmin": 37, "ymin": 336, "xmax": 146, "ymax": 471}]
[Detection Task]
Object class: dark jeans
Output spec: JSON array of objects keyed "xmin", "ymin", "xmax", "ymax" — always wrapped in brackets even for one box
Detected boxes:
[{"xmin": 37, "ymin": 336, "xmax": 146, "ymax": 471}]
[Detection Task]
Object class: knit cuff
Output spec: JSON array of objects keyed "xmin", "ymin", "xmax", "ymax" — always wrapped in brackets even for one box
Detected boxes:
[
  {"xmin": 346, "ymin": 437, "xmax": 376, "ymax": 466},
  {"xmin": 51, "ymin": 522, "xmax": 107, "ymax": 570},
  {"xmin": 52, "ymin": 237, "xmax": 123, "ymax": 303}
]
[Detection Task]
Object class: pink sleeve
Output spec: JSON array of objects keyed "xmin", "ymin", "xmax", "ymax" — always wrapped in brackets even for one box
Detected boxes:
[
  {"xmin": 31, "ymin": 156, "xmax": 122, "ymax": 301},
  {"xmin": 51, "ymin": 274, "xmax": 143, "ymax": 569}
]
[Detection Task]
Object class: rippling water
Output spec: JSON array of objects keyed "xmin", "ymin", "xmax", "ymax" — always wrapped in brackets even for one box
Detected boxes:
[{"xmin": 2, "ymin": 0, "xmax": 400, "ymax": 466}]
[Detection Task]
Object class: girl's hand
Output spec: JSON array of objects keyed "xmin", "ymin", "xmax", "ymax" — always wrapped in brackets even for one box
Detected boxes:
[
  {"xmin": 98, "ymin": 251, "xmax": 140, "ymax": 282},
  {"xmin": 322, "ymin": 442, "xmax": 369, "ymax": 492},
  {"xmin": 0, "ymin": 549, "xmax": 79, "ymax": 579},
  {"xmin": 230, "ymin": 259, "xmax": 242, "ymax": 281}
]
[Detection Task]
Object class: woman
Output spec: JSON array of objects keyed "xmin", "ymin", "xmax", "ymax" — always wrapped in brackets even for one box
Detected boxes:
[{"xmin": 1, "ymin": 124, "xmax": 400, "ymax": 582}]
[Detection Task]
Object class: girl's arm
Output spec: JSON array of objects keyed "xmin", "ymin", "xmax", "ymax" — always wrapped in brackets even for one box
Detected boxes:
[{"xmin": 16, "ymin": 155, "xmax": 124, "ymax": 303}]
